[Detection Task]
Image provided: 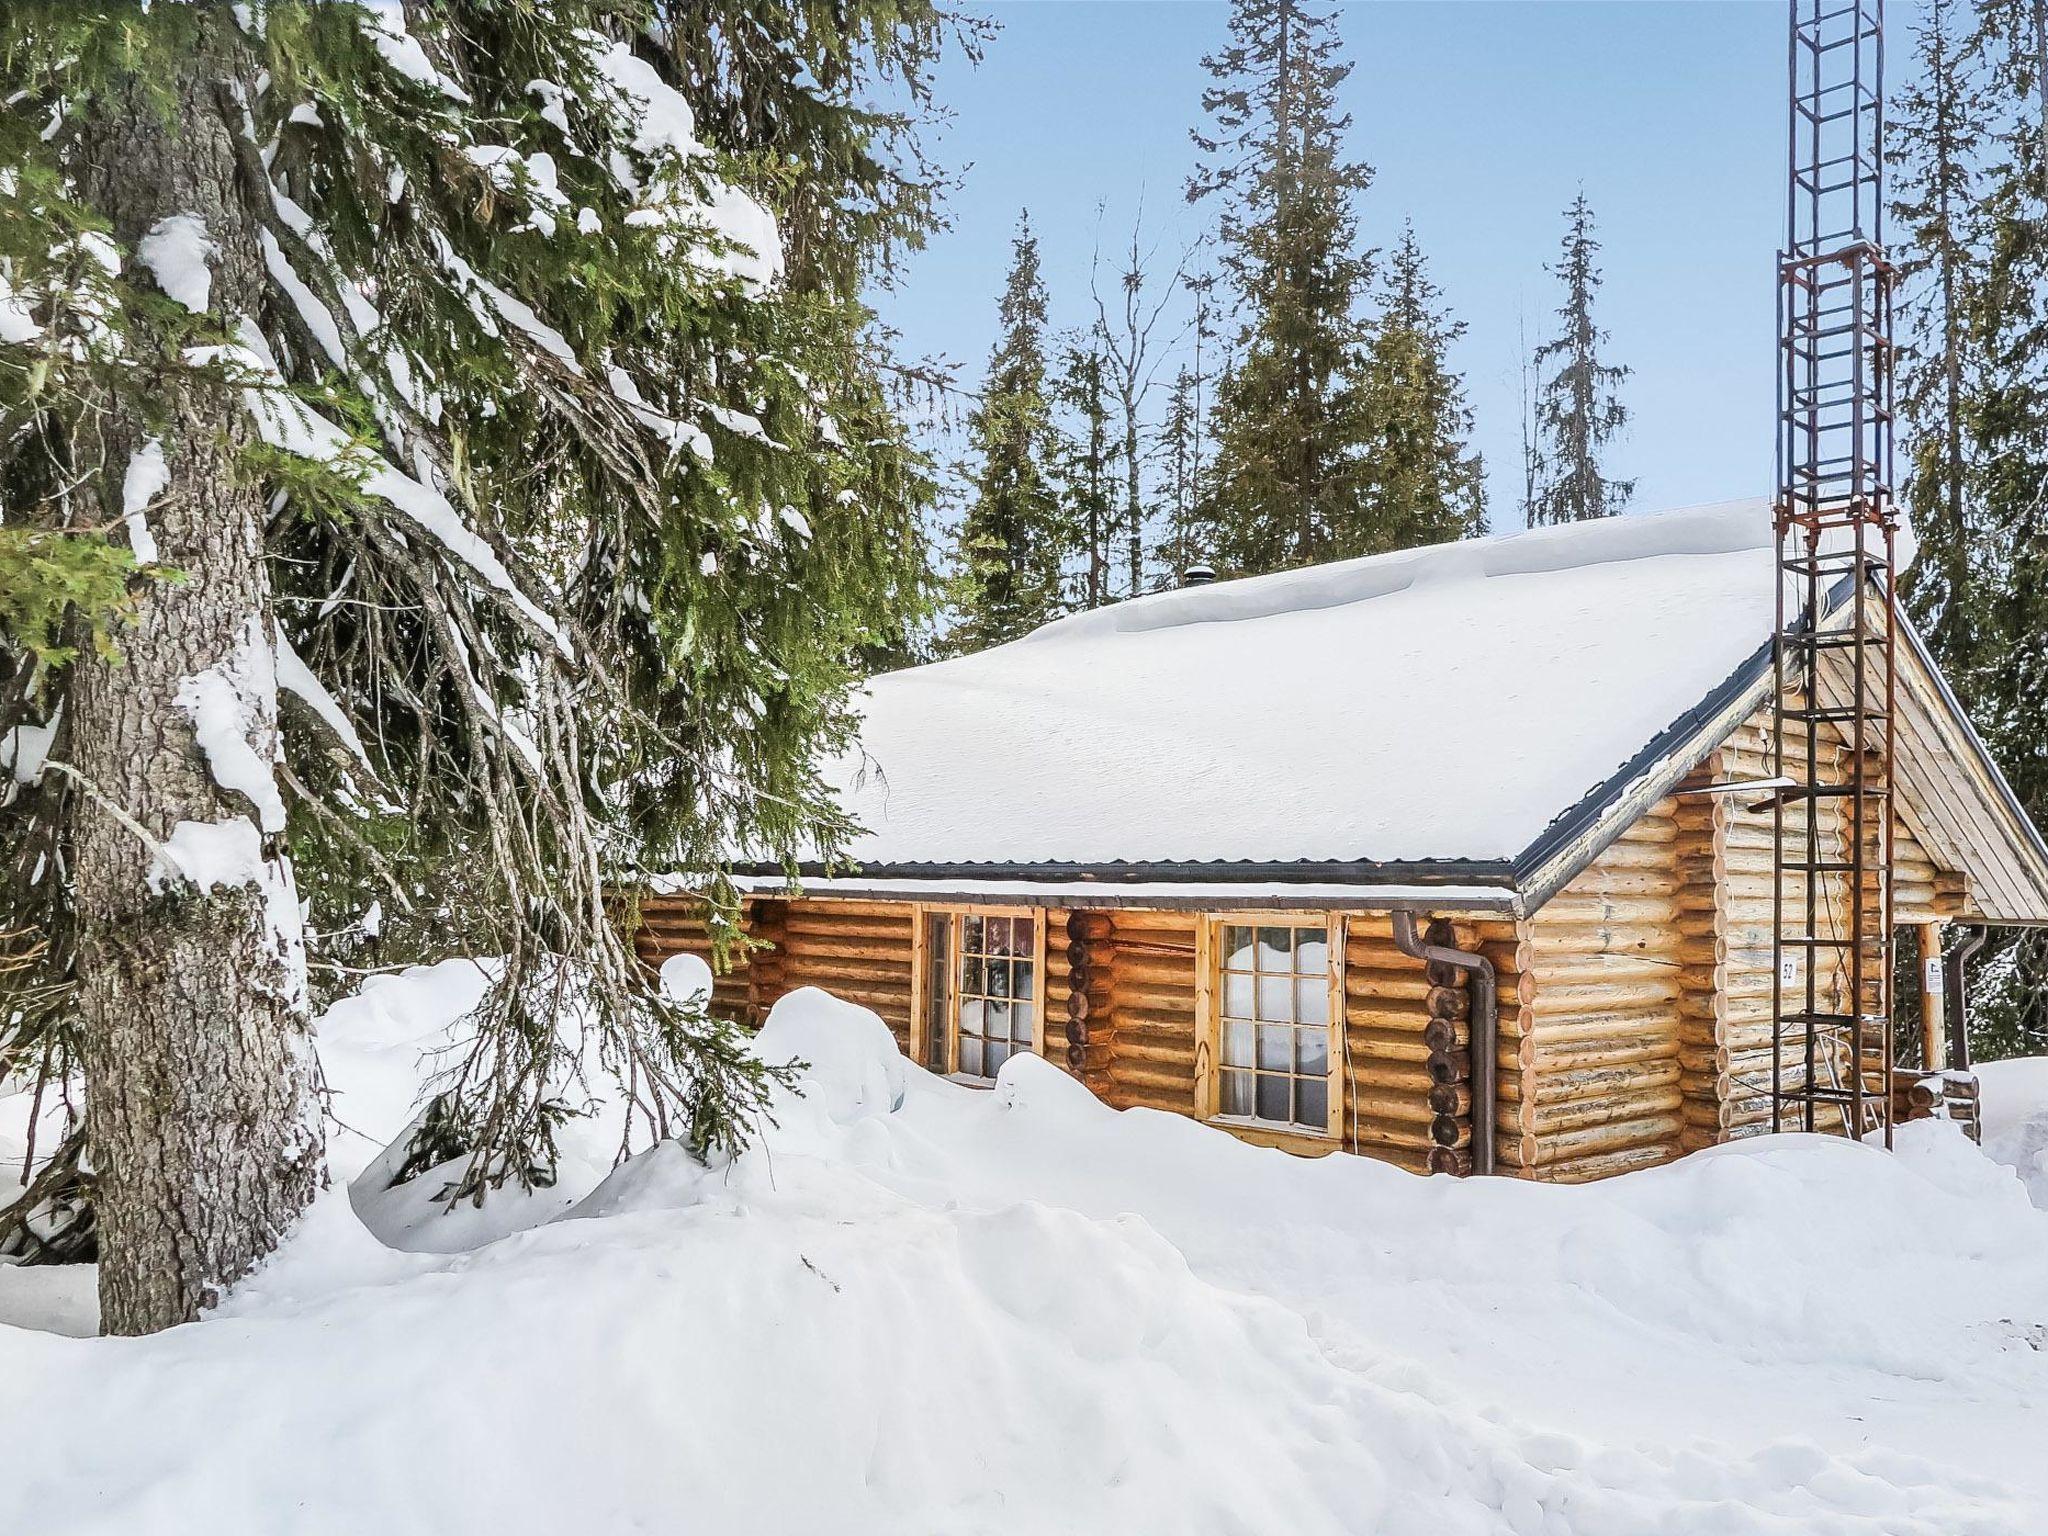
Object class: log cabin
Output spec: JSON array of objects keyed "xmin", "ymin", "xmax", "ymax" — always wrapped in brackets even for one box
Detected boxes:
[{"xmin": 632, "ymin": 500, "xmax": 2048, "ymax": 1183}]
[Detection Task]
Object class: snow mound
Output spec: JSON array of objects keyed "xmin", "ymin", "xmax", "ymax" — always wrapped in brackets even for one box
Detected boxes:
[
  {"xmin": 657, "ymin": 950, "xmax": 713, "ymax": 1008},
  {"xmin": 1979, "ymin": 1056, "xmax": 2048, "ymax": 1209},
  {"xmin": 753, "ymin": 985, "xmax": 907, "ymax": 1123},
  {"xmin": 3, "ymin": 973, "xmax": 2047, "ymax": 1533}
]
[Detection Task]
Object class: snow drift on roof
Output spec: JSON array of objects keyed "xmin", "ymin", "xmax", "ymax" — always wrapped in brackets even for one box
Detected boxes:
[{"xmin": 828, "ymin": 499, "xmax": 1797, "ymax": 870}]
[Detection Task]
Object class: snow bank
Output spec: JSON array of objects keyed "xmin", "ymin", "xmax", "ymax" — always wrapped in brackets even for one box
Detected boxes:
[
  {"xmin": 4, "ymin": 975, "xmax": 2048, "ymax": 1533},
  {"xmin": 1979, "ymin": 1055, "xmax": 2048, "ymax": 1209}
]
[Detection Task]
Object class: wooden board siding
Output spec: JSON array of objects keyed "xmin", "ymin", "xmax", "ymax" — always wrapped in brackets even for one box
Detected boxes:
[{"xmin": 1510, "ymin": 796, "xmax": 1692, "ymax": 1183}]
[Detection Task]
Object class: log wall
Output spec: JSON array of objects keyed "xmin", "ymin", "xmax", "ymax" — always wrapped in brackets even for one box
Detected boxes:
[
  {"xmin": 1706, "ymin": 702, "xmax": 1963, "ymax": 1144},
  {"xmin": 630, "ymin": 894, "xmax": 753, "ymax": 1023},
  {"xmin": 1100, "ymin": 907, "xmax": 1202, "ymax": 1115},
  {"xmin": 774, "ymin": 899, "xmax": 918, "ymax": 1050},
  {"xmin": 630, "ymin": 717, "xmax": 1972, "ymax": 1187},
  {"xmin": 1511, "ymin": 791, "xmax": 1695, "ymax": 1182}
]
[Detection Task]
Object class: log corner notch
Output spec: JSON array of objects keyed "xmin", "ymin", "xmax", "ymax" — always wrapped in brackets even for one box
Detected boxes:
[
  {"xmin": 1392, "ymin": 911, "xmax": 1497, "ymax": 1175},
  {"xmin": 1065, "ymin": 910, "xmax": 1116, "ymax": 1094}
]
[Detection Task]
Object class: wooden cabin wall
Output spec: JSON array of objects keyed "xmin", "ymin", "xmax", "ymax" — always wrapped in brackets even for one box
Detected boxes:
[
  {"xmin": 1511, "ymin": 792, "xmax": 1695, "ymax": 1183},
  {"xmin": 773, "ymin": 900, "xmax": 917, "ymax": 1050},
  {"xmin": 1090, "ymin": 908, "xmax": 1201, "ymax": 1115},
  {"xmin": 630, "ymin": 894, "xmax": 752, "ymax": 1022},
  {"xmin": 1692, "ymin": 703, "xmax": 1966, "ymax": 1148},
  {"xmin": 632, "ymin": 896, "xmax": 1466, "ymax": 1174}
]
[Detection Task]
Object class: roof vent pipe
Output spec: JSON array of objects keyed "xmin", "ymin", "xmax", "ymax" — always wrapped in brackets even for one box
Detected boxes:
[
  {"xmin": 1391, "ymin": 910, "xmax": 1497, "ymax": 1176},
  {"xmin": 1181, "ymin": 563, "xmax": 1216, "ymax": 587}
]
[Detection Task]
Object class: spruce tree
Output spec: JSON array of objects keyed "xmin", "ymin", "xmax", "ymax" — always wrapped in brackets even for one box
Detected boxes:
[
  {"xmin": 1353, "ymin": 223, "xmax": 1486, "ymax": 550},
  {"xmin": 1947, "ymin": 0, "xmax": 2048, "ymax": 1060},
  {"xmin": 1893, "ymin": 0, "xmax": 1990, "ymax": 671},
  {"xmin": 1187, "ymin": 0, "xmax": 1374, "ymax": 575},
  {"xmin": 953, "ymin": 213, "xmax": 1066, "ymax": 650},
  {"xmin": 1156, "ymin": 365, "xmax": 1206, "ymax": 586},
  {"xmin": 1053, "ymin": 333, "xmax": 1116, "ymax": 608},
  {"xmin": 1527, "ymin": 192, "xmax": 1634, "ymax": 526},
  {"xmin": 0, "ymin": 3, "xmax": 933, "ymax": 1328}
]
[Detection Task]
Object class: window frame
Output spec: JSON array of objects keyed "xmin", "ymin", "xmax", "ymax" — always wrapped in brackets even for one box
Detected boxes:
[
  {"xmin": 1196, "ymin": 912, "xmax": 1347, "ymax": 1142},
  {"xmin": 909, "ymin": 903, "xmax": 1048, "ymax": 1085}
]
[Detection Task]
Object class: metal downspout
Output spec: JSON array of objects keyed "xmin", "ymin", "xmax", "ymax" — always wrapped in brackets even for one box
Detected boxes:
[
  {"xmin": 1391, "ymin": 910, "xmax": 1498, "ymax": 1176},
  {"xmin": 1944, "ymin": 926, "xmax": 1988, "ymax": 1072}
]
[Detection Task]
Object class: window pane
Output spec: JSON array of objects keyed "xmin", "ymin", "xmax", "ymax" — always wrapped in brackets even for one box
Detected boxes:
[
  {"xmin": 1219, "ymin": 1070, "xmax": 1253, "ymax": 1117},
  {"xmin": 1257, "ymin": 1025, "xmax": 1290, "ymax": 1072},
  {"xmin": 1011, "ymin": 1002, "xmax": 1033, "ymax": 1045},
  {"xmin": 959, "ymin": 998, "xmax": 985, "ymax": 1040},
  {"xmin": 1297, "ymin": 1028, "xmax": 1329, "ymax": 1079},
  {"xmin": 1222, "ymin": 926, "xmax": 1256, "ymax": 969},
  {"xmin": 1222, "ymin": 1019, "xmax": 1253, "ymax": 1068},
  {"xmin": 1296, "ymin": 1078, "xmax": 1328, "ymax": 1131},
  {"xmin": 992, "ymin": 917, "xmax": 1019, "ymax": 956},
  {"xmin": 958, "ymin": 1037, "xmax": 983, "ymax": 1079},
  {"xmin": 1256, "ymin": 1074, "xmax": 1290, "ymax": 1123},
  {"xmin": 1014, "ymin": 962, "xmax": 1035, "ymax": 1001},
  {"xmin": 1295, "ymin": 976, "xmax": 1329, "ymax": 1027},
  {"xmin": 988, "ymin": 961, "xmax": 1011, "ymax": 999},
  {"xmin": 986, "ymin": 1042, "xmax": 1009, "ymax": 1078},
  {"xmin": 1258, "ymin": 972, "xmax": 1293, "ymax": 1022},
  {"xmin": 1258, "ymin": 926, "xmax": 1292, "ymax": 962},
  {"xmin": 1224, "ymin": 971, "xmax": 1255, "ymax": 1019},
  {"xmin": 961, "ymin": 956, "xmax": 984, "ymax": 999},
  {"xmin": 986, "ymin": 1001, "xmax": 1011, "ymax": 1042}
]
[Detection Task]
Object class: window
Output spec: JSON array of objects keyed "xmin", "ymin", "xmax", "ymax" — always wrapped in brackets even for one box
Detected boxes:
[
  {"xmin": 1214, "ymin": 921, "xmax": 1335, "ymax": 1133},
  {"xmin": 918, "ymin": 910, "xmax": 1041, "ymax": 1084}
]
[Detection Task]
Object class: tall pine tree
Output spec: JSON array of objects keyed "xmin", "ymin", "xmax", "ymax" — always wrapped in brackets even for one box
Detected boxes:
[
  {"xmin": 1353, "ymin": 223, "xmax": 1486, "ymax": 550},
  {"xmin": 1187, "ymin": 0, "xmax": 1374, "ymax": 575},
  {"xmin": 1946, "ymin": 0, "xmax": 2048, "ymax": 1060},
  {"xmin": 1527, "ymin": 192, "xmax": 1634, "ymax": 526},
  {"xmin": 953, "ymin": 213, "xmax": 1067, "ymax": 650},
  {"xmin": 1892, "ymin": 0, "xmax": 1990, "ymax": 670},
  {"xmin": 1052, "ymin": 332, "xmax": 1116, "ymax": 608},
  {"xmin": 0, "ymin": 3, "xmax": 936, "ymax": 1328}
]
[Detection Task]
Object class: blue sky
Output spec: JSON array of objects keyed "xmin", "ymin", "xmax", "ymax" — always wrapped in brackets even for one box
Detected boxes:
[{"xmin": 873, "ymin": 1, "xmax": 1810, "ymax": 527}]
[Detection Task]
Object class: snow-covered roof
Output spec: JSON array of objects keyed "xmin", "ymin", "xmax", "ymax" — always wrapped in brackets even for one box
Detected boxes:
[{"xmin": 828, "ymin": 500, "xmax": 1786, "ymax": 873}]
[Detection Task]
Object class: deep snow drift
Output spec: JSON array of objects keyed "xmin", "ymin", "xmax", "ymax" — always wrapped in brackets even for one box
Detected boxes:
[
  {"xmin": 1979, "ymin": 1055, "xmax": 2048, "ymax": 1210},
  {"xmin": 4, "ymin": 969, "xmax": 2048, "ymax": 1534}
]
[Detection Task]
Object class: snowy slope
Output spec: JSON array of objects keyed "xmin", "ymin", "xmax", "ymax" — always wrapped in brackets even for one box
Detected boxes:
[
  {"xmin": 829, "ymin": 499, "xmax": 1785, "ymax": 868},
  {"xmin": 3, "ymin": 970, "xmax": 2047, "ymax": 1533}
]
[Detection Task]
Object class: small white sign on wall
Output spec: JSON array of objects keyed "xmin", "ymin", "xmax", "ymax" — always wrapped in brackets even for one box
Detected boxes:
[
  {"xmin": 1924, "ymin": 956, "xmax": 1945, "ymax": 997},
  {"xmin": 1779, "ymin": 952, "xmax": 1802, "ymax": 988}
]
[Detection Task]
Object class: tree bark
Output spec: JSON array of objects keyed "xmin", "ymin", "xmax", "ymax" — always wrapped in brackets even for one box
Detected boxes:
[{"xmin": 68, "ymin": 18, "xmax": 321, "ymax": 1335}]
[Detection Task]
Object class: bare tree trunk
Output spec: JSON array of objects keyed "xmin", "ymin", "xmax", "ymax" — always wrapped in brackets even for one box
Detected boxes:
[{"xmin": 68, "ymin": 21, "xmax": 321, "ymax": 1336}]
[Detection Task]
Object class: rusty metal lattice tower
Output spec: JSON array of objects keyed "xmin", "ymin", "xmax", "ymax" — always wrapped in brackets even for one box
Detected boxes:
[{"xmin": 1770, "ymin": 0, "xmax": 1899, "ymax": 1143}]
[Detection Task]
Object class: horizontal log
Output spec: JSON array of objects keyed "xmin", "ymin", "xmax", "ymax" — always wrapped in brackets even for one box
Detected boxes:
[
  {"xmin": 1526, "ymin": 1087, "xmax": 1685, "ymax": 1137},
  {"xmin": 1531, "ymin": 1142, "xmax": 1677, "ymax": 1184},
  {"xmin": 1524, "ymin": 1112, "xmax": 1683, "ymax": 1167}
]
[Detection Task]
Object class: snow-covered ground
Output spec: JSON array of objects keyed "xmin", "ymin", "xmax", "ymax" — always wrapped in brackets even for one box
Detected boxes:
[
  {"xmin": 1979, "ymin": 1055, "xmax": 2048, "ymax": 1210},
  {"xmin": 5, "ymin": 972, "xmax": 2048, "ymax": 1534}
]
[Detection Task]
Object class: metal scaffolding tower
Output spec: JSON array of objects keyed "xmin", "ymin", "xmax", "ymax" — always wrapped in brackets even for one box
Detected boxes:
[{"xmin": 1770, "ymin": 0, "xmax": 1899, "ymax": 1143}]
